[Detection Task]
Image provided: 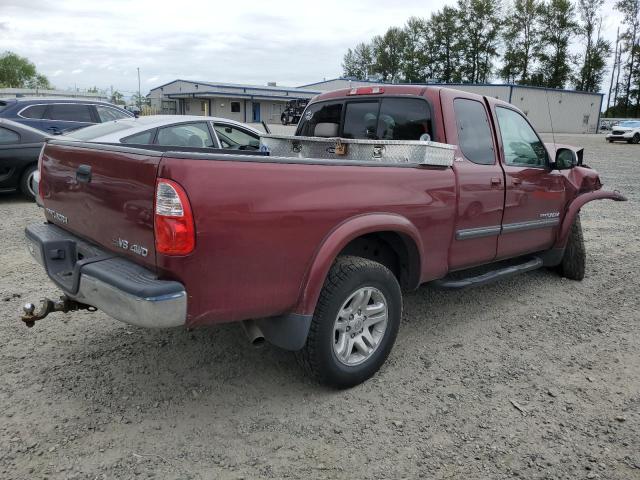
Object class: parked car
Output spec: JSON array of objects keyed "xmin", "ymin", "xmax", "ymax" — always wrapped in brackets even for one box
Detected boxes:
[
  {"xmin": 64, "ymin": 115, "xmax": 261, "ymax": 150},
  {"xmin": 280, "ymin": 99, "xmax": 309, "ymax": 125},
  {"xmin": 0, "ymin": 98, "xmax": 133, "ymax": 135},
  {"xmin": 605, "ymin": 120, "xmax": 640, "ymax": 143},
  {"xmin": 0, "ymin": 118, "xmax": 49, "ymax": 200},
  {"xmin": 22, "ymin": 85, "xmax": 626, "ymax": 388}
]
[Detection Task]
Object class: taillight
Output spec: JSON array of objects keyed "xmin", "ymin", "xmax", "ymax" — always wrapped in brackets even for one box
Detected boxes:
[{"xmin": 154, "ymin": 178, "xmax": 195, "ymax": 255}]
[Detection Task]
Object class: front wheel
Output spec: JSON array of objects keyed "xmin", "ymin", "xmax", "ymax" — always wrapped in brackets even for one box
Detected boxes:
[
  {"xmin": 555, "ymin": 215, "xmax": 586, "ymax": 280},
  {"xmin": 296, "ymin": 256, "xmax": 402, "ymax": 388},
  {"xmin": 631, "ymin": 133, "xmax": 640, "ymax": 144}
]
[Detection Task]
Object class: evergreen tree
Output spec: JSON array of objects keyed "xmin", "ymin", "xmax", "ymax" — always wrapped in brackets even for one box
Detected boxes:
[
  {"xmin": 430, "ymin": 6, "xmax": 463, "ymax": 83},
  {"xmin": 372, "ymin": 27, "xmax": 407, "ymax": 82}
]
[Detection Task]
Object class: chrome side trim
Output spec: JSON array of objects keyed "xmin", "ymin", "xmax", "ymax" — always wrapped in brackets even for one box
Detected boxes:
[
  {"xmin": 456, "ymin": 218, "xmax": 560, "ymax": 240},
  {"xmin": 502, "ymin": 218, "xmax": 560, "ymax": 233},
  {"xmin": 456, "ymin": 225, "xmax": 502, "ymax": 240}
]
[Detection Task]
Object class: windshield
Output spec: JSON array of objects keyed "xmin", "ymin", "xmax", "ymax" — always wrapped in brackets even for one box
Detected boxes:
[
  {"xmin": 64, "ymin": 120, "xmax": 135, "ymax": 140},
  {"xmin": 618, "ymin": 121, "xmax": 640, "ymax": 128}
]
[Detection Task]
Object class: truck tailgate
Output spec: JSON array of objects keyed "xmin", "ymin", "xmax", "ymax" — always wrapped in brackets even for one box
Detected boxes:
[{"xmin": 40, "ymin": 142, "xmax": 159, "ymax": 270}]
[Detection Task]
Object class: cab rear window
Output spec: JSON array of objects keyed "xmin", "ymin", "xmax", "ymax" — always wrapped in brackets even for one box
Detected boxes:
[{"xmin": 297, "ymin": 97, "xmax": 432, "ymax": 141}]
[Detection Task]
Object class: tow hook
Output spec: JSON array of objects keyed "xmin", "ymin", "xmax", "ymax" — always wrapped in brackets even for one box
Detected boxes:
[{"xmin": 21, "ymin": 296, "xmax": 97, "ymax": 328}]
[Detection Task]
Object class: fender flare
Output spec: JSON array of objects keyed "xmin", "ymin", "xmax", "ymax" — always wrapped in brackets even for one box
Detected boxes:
[
  {"xmin": 554, "ymin": 190, "xmax": 627, "ymax": 248},
  {"xmin": 295, "ymin": 213, "xmax": 424, "ymax": 316}
]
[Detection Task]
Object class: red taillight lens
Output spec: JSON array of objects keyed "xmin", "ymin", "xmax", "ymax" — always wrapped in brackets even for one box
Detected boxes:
[{"xmin": 154, "ymin": 178, "xmax": 195, "ymax": 255}]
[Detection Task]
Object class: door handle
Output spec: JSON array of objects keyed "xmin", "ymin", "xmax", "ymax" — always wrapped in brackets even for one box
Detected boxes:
[
  {"xmin": 490, "ymin": 177, "xmax": 502, "ymax": 186},
  {"xmin": 76, "ymin": 164, "xmax": 92, "ymax": 183}
]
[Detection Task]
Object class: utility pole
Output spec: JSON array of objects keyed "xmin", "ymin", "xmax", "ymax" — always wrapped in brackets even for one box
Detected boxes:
[
  {"xmin": 137, "ymin": 67, "xmax": 142, "ymax": 110},
  {"xmin": 606, "ymin": 27, "xmax": 620, "ymax": 116}
]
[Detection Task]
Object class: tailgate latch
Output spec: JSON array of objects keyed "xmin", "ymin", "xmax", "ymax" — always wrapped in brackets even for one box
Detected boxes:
[{"xmin": 21, "ymin": 295, "xmax": 97, "ymax": 328}]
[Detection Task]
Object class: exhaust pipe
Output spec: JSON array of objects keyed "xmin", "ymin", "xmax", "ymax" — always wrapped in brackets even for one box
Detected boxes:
[{"xmin": 242, "ymin": 319, "xmax": 265, "ymax": 347}]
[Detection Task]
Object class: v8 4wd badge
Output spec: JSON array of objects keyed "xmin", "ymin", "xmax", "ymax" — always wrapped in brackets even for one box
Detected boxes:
[{"xmin": 113, "ymin": 238, "xmax": 148, "ymax": 257}]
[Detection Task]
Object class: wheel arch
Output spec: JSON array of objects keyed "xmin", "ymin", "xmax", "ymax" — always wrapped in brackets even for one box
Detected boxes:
[
  {"xmin": 554, "ymin": 190, "xmax": 627, "ymax": 248},
  {"xmin": 295, "ymin": 213, "xmax": 424, "ymax": 316}
]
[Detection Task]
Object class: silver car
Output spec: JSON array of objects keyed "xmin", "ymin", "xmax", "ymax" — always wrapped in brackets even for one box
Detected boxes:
[{"xmin": 64, "ymin": 115, "xmax": 262, "ymax": 150}]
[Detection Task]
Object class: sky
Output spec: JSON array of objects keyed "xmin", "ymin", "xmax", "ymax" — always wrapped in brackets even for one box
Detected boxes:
[{"xmin": 0, "ymin": 0, "xmax": 625, "ymax": 97}]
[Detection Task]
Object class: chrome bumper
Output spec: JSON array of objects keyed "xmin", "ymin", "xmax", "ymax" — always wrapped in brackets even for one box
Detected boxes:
[{"xmin": 25, "ymin": 223, "xmax": 186, "ymax": 328}]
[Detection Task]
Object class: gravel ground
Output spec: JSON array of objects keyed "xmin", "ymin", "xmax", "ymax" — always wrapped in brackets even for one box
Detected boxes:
[{"xmin": 0, "ymin": 133, "xmax": 638, "ymax": 480}]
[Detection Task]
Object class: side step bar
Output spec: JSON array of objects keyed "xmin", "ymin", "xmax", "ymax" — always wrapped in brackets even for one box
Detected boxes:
[{"xmin": 433, "ymin": 257, "xmax": 543, "ymax": 289}]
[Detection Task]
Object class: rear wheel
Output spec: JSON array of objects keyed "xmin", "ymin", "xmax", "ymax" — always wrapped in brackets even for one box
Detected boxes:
[
  {"xmin": 19, "ymin": 165, "xmax": 38, "ymax": 201},
  {"xmin": 631, "ymin": 133, "xmax": 640, "ymax": 144},
  {"xmin": 555, "ymin": 215, "xmax": 586, "ymax": 281},
  {"xmin": 296, "ymin": 256, "xmax": 402, "ymax": 388}
]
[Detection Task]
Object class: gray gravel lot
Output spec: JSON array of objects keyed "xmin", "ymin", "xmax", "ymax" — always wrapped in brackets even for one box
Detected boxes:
[{"xmin": 0, "ymin": 133, "xmax": 638, "ymax": 479}]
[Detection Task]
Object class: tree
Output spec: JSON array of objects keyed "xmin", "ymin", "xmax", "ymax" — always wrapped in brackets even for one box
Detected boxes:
[
  {"xmin": 130, "ymin": 92, "xmax": 150, "ymax": 107},
  {"xmin": 110, "ymin": 90, "xmax": 125, "ymax": 105},
  {"xmin": 500, "ymin": 0, "xmax": 543, "ymax": 84},
  {"xmin": 574, "ymin": 0, "xmax": 611, "ymax": 92},
  {"xmin": 25, "ymin": 73, "xmax": 51, "ymax": 90},
  {"xmin": 0, "ymin": 51, "xmax": 37, "ymax": 88},
  {"xmin": 615, "ymin": 0, "xmax": 640, "ymax": 115},
  {"xmin": 401, "ymin": 17, "xmax": 429, "ymax": 83},
  {"xmin": 458, "ymin": 0, "xmax": 502, "ymax": 83},
  {"xmin": 342, "ymin": 42, "xmax": 374, "ymax": 79},
  {"xmin": 372, "ymin": 27, "xmax": 407, "ymax": 82},
  {"xmin": 430, "ymin": 6, "xmax": 463, "ymax": 83},
  {"xmin": 536, "ymin": 0, "xmax": 577, "ymax": 88}
]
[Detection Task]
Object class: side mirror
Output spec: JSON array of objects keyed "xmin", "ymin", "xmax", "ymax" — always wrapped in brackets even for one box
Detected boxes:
[{"xmin": 552, "ymin": 148, "xmax": 577, "ymax": 170}]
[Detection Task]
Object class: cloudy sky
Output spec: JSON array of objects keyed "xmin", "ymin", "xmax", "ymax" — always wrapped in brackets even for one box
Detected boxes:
[{"xmin": 1, "ymin": 0, "xmax": 624, "ymax": 96}]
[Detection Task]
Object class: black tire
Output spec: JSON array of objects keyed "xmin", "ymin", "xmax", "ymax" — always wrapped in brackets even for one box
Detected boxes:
[
  {"xmin": 19, "ymin": 164, "xmax": 38, "ymax": 201},
  {"xmin": 281, "ymin": 115, "xmax": 287, "ymax": 126},
  {"xmin": 296, "ymin": 256, "xmax": 402, "ymax": 388},
  {"xmin": 607, "ymin": 139, "xmax": 614, "ymax": 143},
  {"xmin": 632, "ymin": 133, "xmax": 640, "ymax": 144},
  {"xmin": 556, "ymin": 215, "xmax": 586, "ymax": 281}
]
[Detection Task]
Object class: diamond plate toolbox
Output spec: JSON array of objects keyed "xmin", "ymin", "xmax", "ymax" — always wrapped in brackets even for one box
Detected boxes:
[{"xmin": 260, "ymin": 135, "xmax": 456, "ymax": 167}]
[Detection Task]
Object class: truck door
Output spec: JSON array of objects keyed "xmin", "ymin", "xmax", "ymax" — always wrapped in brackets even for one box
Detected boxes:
[
  {"xmin": 440, "ymin": 90, "xmax": 505, "ymax": 270},
  {"xmin": 488, "ymin": 103, "xmax": 568, "ymax": 259}
]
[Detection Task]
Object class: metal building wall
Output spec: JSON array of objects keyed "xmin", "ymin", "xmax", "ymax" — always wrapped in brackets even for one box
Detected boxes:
[{"xmin": 509, "ymin": 87, "xmax": 602, "ymax": 134}]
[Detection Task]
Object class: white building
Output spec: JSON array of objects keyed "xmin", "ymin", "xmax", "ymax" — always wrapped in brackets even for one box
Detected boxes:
[
  {"xmin": 301, "ymin": 78, "xmax": 604, "ymax": 134},
  {"xmin": 148, "ymin": 80, "xmax": 320, "ymax": 124}
]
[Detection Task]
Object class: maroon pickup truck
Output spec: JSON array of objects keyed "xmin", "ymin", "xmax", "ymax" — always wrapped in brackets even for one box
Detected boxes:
[{"xmin": 23, "ymin": 85, "xmax": 625, "ymax": 387}]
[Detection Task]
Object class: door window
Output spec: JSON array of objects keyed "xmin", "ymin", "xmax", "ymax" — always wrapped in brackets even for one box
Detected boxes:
[
  {"xmin": 213, "ymin": 124, "xmax": 259, "ymax": 149},
  {"xmin": 453, "ymin": 99, "xmax": 495, "ymax": 165},
  {"xmin": 20, "ymin": 104, "xmax": 47, "ymax": 119},
  {"xmin": 156, "ymin": 122, "xmax": 214, "ymax": 148},
  {"xmin": 46, "ymin": 104, "xmax": 93, "ymax": 122},
  {"xmin": 0, "ymin": 127, "xmax": 20, "ymax": 144},
  {"xmin": 496, "ymin": 107, "xmax": 548, "ymax": 167},
  {"xmin": 96, "ymin": 105, "xmax": 130, "ymax": 122}
]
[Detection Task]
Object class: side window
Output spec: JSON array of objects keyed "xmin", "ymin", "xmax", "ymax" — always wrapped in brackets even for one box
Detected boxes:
[
  {"xmin": 377, "ymin": 98, "xmax": 432, "ymax": 140},
  {"xmin": 121, "ymin": 130, "xmax": 155, "ymax": 144},
  {"xmin": 213, "ymin": 124, "xmax": 259, "ymax": 149},
  {"xmin": 96, "ymin": 105, "xmax": 130, "ymax": 122},
  {"xmin": 296, "ymin": 101, "xmax": 342, "ymax": 137},
  {"xmin": 496, "ymin": 107, "xmax": 548, "ymax": 167},
  {"xmin": 342, "ymin": 101, "xmax": 379, "ymax": 139},
  {"xmin": 46, "ymin": 104, "xmax": 93, "ymax": 122},
  {"xmin": 156, "ymin": 122, "xmax": 214, "ymax": 148},
  {"xmin": 20, "ymin": 104, "xmax": 47, "ymax": 119},
  {"xmin": 0, "ymin": 127, "xmax": 20, "ymax": 144},
  {"xmin": 453, "ymin": 98, "xmax": 495, "ymax": 165}
]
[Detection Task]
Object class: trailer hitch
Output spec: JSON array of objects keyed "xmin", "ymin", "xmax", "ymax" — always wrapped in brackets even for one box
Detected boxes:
[{"xmin": 21, "ymin": 295, "xmax": 97, "ymax": 328}]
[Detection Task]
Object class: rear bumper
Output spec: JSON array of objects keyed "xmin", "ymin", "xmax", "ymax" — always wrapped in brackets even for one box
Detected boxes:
[{"xmin": 25, "ymin": 223, "xmax": 186, "ymax": 328}]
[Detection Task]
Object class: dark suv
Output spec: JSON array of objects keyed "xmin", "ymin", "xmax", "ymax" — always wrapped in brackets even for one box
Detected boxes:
[{"xmin": 0, "ymin": 98, "xmax": 133, "ymax": 135}]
